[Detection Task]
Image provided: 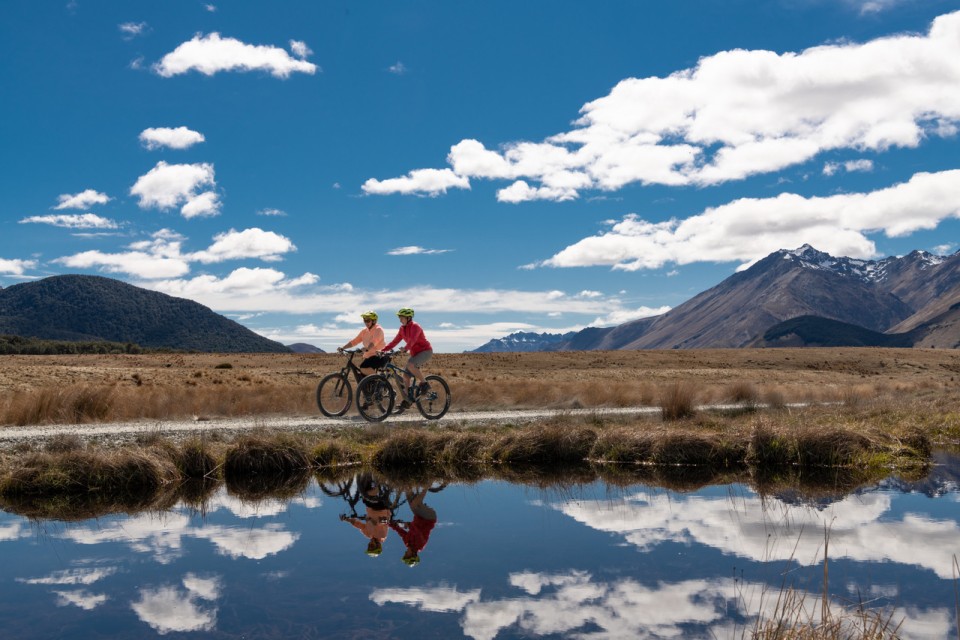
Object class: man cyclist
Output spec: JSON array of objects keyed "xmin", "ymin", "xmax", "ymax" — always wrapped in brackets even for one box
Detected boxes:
[
  {"xmin": 338, "ymin": 311, "xmax": 388, "ymax": 378},
  {"xmin": 379, "ymin": 307, "xmax": 433, "ymax": 412}
]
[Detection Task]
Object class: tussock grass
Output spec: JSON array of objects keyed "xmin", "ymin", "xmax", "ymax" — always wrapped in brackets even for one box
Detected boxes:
[
  {"xmin": 487, "ymin": 425, "xmax": 598, "ymax": 466},
  {"xmin": 312, "ymin": 439, "xmax": 364, "ymax": 467},
  {"xmin": 0, "ymin": 449, "xmax": 177, "ymax": 497},
  {"xmin": 223, "ymin": 434, "xmax": 310, "ymax": 479},
  {"xmin": 660, "ymin": 382, "xmax": 697, "ymax": 420}
]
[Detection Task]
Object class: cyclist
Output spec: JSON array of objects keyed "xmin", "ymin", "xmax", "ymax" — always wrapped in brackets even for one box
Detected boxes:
[
  {"xmin": 340, "ymin": 474, "xmax": 391, "ymax": 557},
  {"xmin": 337, "ymin": 311, "xmax": 388, "ymax": 377},
  {"xmin": 379, "ymin": 307, "xmax": 433, "ymax": 412},
  {"xmin": 389, "ymin": 488, "xmax": 437, "ymax": 567}
]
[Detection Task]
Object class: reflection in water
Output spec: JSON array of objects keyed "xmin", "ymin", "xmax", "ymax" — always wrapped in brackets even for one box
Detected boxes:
[
  {"xmin": 552, "ymin": 489, "xmax": 960, "ymax": 578},
  {"xmin": 131, "ymin": 573, "xmax": 221, "ymax": 634},
  {"xmin": 0, "ymin": 468, "xmax": 958, "ymax": 639}
]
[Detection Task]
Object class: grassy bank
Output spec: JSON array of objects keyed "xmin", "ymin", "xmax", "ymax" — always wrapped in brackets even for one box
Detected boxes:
[{"xmin": 0, "ymin": 403, "xmax": 945, "ymax": 520}]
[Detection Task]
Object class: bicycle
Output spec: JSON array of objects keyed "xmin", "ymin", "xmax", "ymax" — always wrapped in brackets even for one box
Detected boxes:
[
  {"xmin": 355, "ymin": 352, "xmax": 451, "ymax": 423},
  {"xmin": 315, "ymin": 348, "xmax": 367, "ymax": 417}
]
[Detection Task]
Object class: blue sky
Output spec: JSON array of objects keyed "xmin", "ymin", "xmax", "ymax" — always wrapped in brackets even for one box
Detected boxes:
[{"xmin": 2, "ymin": 0, "xmax": 959, "ymax": 352}]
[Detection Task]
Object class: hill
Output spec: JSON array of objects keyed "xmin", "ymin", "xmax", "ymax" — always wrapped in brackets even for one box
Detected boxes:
[
  {"xmin": 748, "ymin": 315, "xmax": 918, "ymax": 348},
  {"xmin": 287, "ymin": 343, "xmax": 326, "ymax": 354},
  {"xmin": 0, "ymin": 275, "xmax": 290, "ymax": 353},
  {"xmin": 471, "ymin": 331, "xmax": 577, "ymax": 353}
]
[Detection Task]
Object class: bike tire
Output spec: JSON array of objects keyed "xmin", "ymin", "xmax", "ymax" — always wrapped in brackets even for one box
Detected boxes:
[
  {"xmin": 357, "ymin": 375, "xmax": 395, "ymax": 423},
  {"xmin": 317, "ymin": 373, "xmax": 352, "ymax": 417},
  {"xmin": 416, "ymin": 375, "xmax": 451, "ymax": 420}
]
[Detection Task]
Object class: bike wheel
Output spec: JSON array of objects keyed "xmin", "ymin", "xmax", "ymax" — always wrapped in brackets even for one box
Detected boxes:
[
  {"xmin": 416, "ymin": 375, "xmax": 451, "ymax": 420},
  {"xmin": 317, "ymin": 373, "xmax": 352, "ymax": 417},
  {"xmin": 357, "ymin": 375, "xmax": 395, "ymax": 423}
]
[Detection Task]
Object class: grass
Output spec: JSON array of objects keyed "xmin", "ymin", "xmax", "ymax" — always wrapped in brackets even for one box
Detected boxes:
[{"xmin": 0, "ymin": 397, "xmax": 947, "ymax": 519}]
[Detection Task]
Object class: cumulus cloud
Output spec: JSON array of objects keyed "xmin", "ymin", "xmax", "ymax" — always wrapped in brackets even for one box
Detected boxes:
[
  {"xmin": 132, "ymin": 583, "xmax": 217, "ymax": 634},
  {"xmin": 154, "ymin": 33, "xmax": 318, "ymax": 78},
  {"xmin": 589, "ymin": 305, "xmax": 670, "ymax": 327},
  {"xmin": 387, "ymin": 246, "xmax": 452, "ymax": 256},
  {"xmin": 130, "ymin": 161, "xmax": 219, "ymax": 218},
  {"xmin": 139, "ymin": 126, "xmax": 206, "ymax": 150},
  {"xmin": 537, "ymin": 169, "xmax": 960, "ymax": 271},
  {"xmin": 189, "ymin": 228, "xmax": 296, "ymax": 263},
  {"xmin": 362, "ymin": 169, "xmax": 469, "ymax": 196},
  {"xmin": 54, "ymin": 189, "xmax": 110, "ymax": 210},
  {"xmin": 54, "ymin": 227, "xmax": 296, "ymax": 279},
  {"xmin": 19, "ymin": 213, "xmax": 119, "ymax": 229},
  {"xmin": 364, "ymin": 11, "xmax": 960, "ymax": 199},
  {"xmin": 0, "ymin": 258, "xmax": 38, "ymax": 276},
  {"xmin": 289, "ymin": 40, "xmax": 312, "ymax": 59}
]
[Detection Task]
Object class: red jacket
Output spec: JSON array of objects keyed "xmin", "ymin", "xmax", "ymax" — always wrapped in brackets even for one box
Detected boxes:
[
  {"xmin": 390, "ymin": 514, "xmax": 436, "ymax": 553},
  {"xmin": 384, "ymin": 321, "xmax": 432, "ymax": 356}
]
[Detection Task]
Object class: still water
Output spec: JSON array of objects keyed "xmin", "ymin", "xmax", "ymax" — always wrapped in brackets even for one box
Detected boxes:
[{"xmin": 1, "ymin": 457, "xmax": 959, "ymax": 639}]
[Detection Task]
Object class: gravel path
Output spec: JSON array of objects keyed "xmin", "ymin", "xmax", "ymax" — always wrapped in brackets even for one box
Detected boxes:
[{"xmin": 0, "ymin": 403, "xmax": 783, "ymax": 450}]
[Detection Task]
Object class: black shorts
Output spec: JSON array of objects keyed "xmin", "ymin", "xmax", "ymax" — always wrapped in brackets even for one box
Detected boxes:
[{"xmin": 360, "ymin": 355, "xmax": 389, "ymax": 370}]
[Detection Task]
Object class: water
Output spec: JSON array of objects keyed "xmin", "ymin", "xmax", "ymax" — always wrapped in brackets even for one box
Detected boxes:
[{"xmin": 1, "ymin": 457, "xmax": 959, "ymax": 639}]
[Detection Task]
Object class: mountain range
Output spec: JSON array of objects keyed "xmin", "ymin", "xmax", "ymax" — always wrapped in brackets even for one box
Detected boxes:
[
  {"xmin": 473, "ymin": 245, "xmax": 960, "ymax": 352},
  {"xmin": 0, "ymin": 275, "xmax": 290, "ymax": 353}
]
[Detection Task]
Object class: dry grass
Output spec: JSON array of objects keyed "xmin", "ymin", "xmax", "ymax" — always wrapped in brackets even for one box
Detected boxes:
[
  {"xmin": 660, "ymin": 381, "xmax": 697, "ymax": 420},
  {"xmin": 0, "ymin": 348, "xmax": 957, "ymax": 425}
]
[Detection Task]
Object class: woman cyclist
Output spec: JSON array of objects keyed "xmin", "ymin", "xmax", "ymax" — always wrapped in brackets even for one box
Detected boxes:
[
  {"xmin": 379, "ymin": 307, "xmax": 432, "ymax": 412},
  {"xmin": 337, "ymin": 311, "xmax": 387, "ymax": 377}
]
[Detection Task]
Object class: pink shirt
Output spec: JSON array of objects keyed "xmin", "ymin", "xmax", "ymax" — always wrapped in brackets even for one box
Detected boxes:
[
  {"xmin": 345, "ymin": 324, "xmax": 386, "ymax": 359},
  {"xmin": 383, "ymin": 321, "xmax": 432, "ymax": 357}
]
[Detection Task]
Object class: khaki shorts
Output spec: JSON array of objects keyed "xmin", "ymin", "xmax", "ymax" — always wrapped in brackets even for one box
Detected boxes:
[{"xmin": 408, "ymin": 350, "xmax": 432, "ymax": 368}]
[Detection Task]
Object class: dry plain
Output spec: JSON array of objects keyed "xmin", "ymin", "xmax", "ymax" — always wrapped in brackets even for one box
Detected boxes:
[{"xmin": 1, "ymin": 348, "xmax": 959, "ymax": 426}]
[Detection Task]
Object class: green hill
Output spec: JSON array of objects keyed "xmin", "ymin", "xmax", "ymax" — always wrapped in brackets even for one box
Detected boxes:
[{"xmin": 0, "ymin": 275, "xmax": 290, "ymax": 353}]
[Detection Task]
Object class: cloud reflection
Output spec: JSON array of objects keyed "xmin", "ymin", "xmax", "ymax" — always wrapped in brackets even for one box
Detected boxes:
[
  {"xmin": 131, "ymin": 573, "xmax": 221, "ymax": 635},
  {"xmin": 54, "ymin": 590, "xmax": 108, "ymax": 610},
  {"xmin": 552, "ymin": 490, "xmax": 960, "ymax": 579},
  {"xmin": 373, "ymin": 572, "xmax": 954, "ymax": 640}
]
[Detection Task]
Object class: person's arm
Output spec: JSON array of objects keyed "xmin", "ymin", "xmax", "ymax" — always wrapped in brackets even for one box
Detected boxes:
[
  {"xmin": 382, "ymin": 328, "xmax": 403, "ymax": 352},
  {"xmin": 341, "ymin": 330, "xmax": 363, "ymax": 351}
]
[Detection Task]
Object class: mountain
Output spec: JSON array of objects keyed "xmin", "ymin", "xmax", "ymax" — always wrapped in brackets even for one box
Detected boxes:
[
  {"xmin": 287, "ymin": 343, "xmax": 326, "ymax": 354},
  {"xmin": 748, "ymin": 315, "xmax": 918, "ymax": 348},
  {"xmin": 472, "ymin": 331, "xmax": 577, "ymax": 353},
  {"xmin": 0, "ymin": 275, "xmax": 290, "ymax": 353},
  {"xmin": 479, "ymin": 245, "xmax": 960, "ymax": 351}
]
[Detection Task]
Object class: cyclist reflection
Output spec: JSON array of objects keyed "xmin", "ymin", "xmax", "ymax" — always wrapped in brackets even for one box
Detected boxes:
[
  {"xmin": 390, "ymin": 487, "xmax": 438, "ymax": 567},
  {"xmin": 339, "ymin": 473, "xmax": 391, "ymax": 557}
]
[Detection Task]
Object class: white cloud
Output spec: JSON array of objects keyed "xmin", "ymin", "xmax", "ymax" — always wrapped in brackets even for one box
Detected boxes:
[
  {"xmin": 387, "ymin": 246, "xmax": 452, "ymax": 256},
  {"xmin": 54, "ymin": 590, "xmax": 108, "ymax": 610},
  {"xmin": 289, "ymin": 40, "xmax": 312, "ymax": 59},
  {"xmin": 54, "ymin": 227, "xmax": 297, "ymax": 279},
  {"xmin": 139, "ymin": 126, "xmax": 206, "ymax": 150},
  {"xmin": 0, "ymin": 258, "xmax": 38, "ymax": 276},
  {"xmin": 388, "ymin": 61, "xmax": 408, "ymax": 75},
  {"xmin": 193, "ymin": 524, "xmax": 298, "ymax": 560},
  {"xmin": 372, "ymin": 587, "xmax": 481, "ymax": 612},
  {"xmin": 153, "ymin": 268, "xmax": 316, "ymax": 297},
  {"xmin": 362, "ymin": 168, "xmax": 469, "ymax": 196},
  {"xmin": 132, "ymin": 584, "xmax": 217, "ymax": 634},
  {"xmin": 205, "ymin": 4, "xmax": 216, "ymax": 11},
  {"xmin": 180, "ymin": 191, "xmax": 221, "ymax": 218},
  {"xmin": 154, "ymin": 33, "xmax": 318, "ymax": 78},
  {"xmin": 130, "ymin": 161, "xmax": 218, "ymax": 218},
  {"xmin": 824, "ymin": 158, "xmax": 874, "ymax": 176},
  {"xmin": 538, "ymin": 169, "xmax": 960, "ymax": 271},
  {"xmin": 257, "ymin": 207, "xmax": 287, "ymax": 217},
  {"xmin": 19, "ymin": 567, "xmax": 118, "ymax": 586},
  {"xmin": 19, "ymin": 213, "xmax": 119, "ymax": 229},
  {"xmin": 54, "ymin": 189, "xmax": 110, "ymax": 210},
  {"xmin": 589, "ymin": 305, "xmax": 670, "ymax": 327},
  {"xmin": 365, "ymin": 11, "xmax": 960, "ymax": 199},
  {"xmin": 189, "ymin": 228, "xmax": 296, "ymax": 263},
  {"xmin": 118, "ymin": 21, "xmax": 148, "ymax": 38}
]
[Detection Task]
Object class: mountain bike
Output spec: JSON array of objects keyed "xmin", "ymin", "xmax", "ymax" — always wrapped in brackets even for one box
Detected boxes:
[
  {"xmin": 316, "ymin": 348, "xmax": 367, "ymax": 417},
  {"xmin": 318, "ymin": 472, "xmax": 447, "ymax": 521},
  {"xmin": 355, "ymin": 352, "xmax": 451, "ymax": 423}
]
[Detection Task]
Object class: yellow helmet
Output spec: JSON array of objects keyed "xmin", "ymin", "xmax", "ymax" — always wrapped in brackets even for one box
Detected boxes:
[{"xmin": 361, "ymin": 311, "xmax": 378, "ymax": 322}]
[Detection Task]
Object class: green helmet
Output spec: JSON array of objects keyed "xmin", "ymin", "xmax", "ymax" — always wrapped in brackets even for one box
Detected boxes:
[
  {"xmin": 397, "ymin": 308, "xmax": 415, "ymax": 319},
  {"xmin": 361, "ymin": 311, "xmax": 378, "ymax": 322}
]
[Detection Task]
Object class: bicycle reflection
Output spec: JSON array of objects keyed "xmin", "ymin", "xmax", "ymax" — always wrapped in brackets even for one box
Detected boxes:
[{"xmin": 321, "ymin": 473, "xmax": 445, "ymax": 565}]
